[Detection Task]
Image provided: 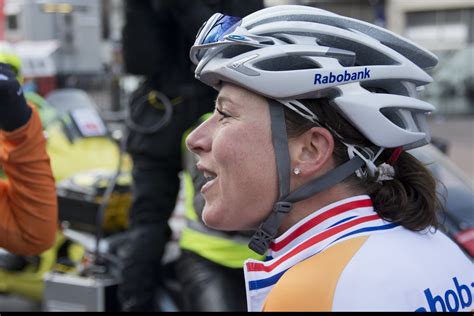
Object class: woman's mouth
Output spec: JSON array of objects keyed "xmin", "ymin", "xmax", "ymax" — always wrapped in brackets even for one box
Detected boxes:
[{"xmin": 201, "ymin": 171, "xmax": 218, "ymax": 194}]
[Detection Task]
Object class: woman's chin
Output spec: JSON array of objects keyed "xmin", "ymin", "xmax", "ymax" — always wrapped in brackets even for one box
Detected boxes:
[
  {"xmin": 202, "ymin": 208, "xmax": 235, "ymax": 231},
  {"xmin": 202, "ymin": 207, "xmax": 224, "ymax": 229}
]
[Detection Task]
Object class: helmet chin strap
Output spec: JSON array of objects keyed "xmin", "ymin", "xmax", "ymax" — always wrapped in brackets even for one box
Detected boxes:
[{"xmin": 248, "ymin": 99, "xmax": 365, "ymax": 255}]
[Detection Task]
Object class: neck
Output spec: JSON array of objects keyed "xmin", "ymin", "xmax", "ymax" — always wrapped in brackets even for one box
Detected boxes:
[{"xmin": 277, "ymin": 183, "xmax": 362, "ymax": 235}]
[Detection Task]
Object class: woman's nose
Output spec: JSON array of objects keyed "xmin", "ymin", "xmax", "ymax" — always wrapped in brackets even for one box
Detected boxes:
[{"xmin": 186, "ymin": 120, "xmax": 211, "ymax": 155}]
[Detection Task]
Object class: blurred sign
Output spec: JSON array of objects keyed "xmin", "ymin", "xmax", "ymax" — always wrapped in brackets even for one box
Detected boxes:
[
  {"xmin": 13, "ymin": 40, "xmax": 59, "ymax": 77},
  {"xmin": 70, "ymin": 108, "xmax": 107, "ymax": 138},
  {"xmin": 40, "ymin": 3, "xmax": 73, "ymax": 14}
]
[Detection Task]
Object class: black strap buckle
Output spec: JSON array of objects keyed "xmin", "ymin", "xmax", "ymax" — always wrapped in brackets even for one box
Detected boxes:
[
  {"xmin": 273, "ymin": 201, "xmax": 292, "ymax": 214},
  {"xmin": 248, "ymin": 201, "xmax": 293, "ymax": 255}
]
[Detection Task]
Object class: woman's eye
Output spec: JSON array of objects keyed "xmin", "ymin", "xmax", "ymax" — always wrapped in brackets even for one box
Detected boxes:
[{"xmin": 216, "ymin": 108, "xmax": 231, "ymax": 121}]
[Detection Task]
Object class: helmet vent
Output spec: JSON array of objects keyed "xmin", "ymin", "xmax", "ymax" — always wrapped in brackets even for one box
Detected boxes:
[
  {"xmin": 315, "ymin": 34, "xmax": 398, "ymax": 66},
  {"xmin": 361, "ymin": 81, "xmax": 411, "ymax": 97},
  {"xmin": 221, "ymin": 46, "xmax": 258, "ymax": 59},
  {"xmin": 254, "ymin": 56, "xmax": 319, "ymax": 71},
  {"xmin": 272, "ymin": 34, "xmax": 297, "ymax": 44},
  {"xmin": 380, "ymin": 108, "xmax": 406, "ymax": 129}
]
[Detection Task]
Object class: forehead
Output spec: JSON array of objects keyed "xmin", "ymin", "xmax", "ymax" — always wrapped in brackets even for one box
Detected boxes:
[{"xmin": 218, "ymin": 83, "xmax": 268, "ymax": 110}]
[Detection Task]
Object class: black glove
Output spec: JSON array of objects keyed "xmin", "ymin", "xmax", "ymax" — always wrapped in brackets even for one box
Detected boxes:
[{"xmin": 0, "ymin": 63, "xmax": 31, "ymax": 131}]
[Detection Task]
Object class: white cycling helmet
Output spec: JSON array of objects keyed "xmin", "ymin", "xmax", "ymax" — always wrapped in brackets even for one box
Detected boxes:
[{"xmin": 190, "ymin": 5, "xmax": 438, "ymax": 254}]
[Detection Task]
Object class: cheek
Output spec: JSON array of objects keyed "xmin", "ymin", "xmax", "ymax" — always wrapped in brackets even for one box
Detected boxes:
[
  {"xmin": 212, "ymin": 125, "xmax": 278, "ymax": 228},
  {"xmin": 215, "ymin": 125, "xmax": 273, "ymax": 179}
]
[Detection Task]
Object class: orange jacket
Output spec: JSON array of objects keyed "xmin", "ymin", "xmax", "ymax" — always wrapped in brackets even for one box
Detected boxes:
[{"xmin": 0, "ymin": 106, "xmax": 57, "ymax": 255}]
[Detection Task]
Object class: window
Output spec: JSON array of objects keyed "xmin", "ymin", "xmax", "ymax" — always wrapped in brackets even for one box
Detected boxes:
[{"xmin": 7, "ymin": 14, "xmax": 18, "ymax": 30}]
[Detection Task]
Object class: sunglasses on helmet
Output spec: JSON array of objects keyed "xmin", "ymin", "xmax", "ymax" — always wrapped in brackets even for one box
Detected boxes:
[{"xmin": 190, "ymin": 13, "xmax": 242, "ymax": 65}]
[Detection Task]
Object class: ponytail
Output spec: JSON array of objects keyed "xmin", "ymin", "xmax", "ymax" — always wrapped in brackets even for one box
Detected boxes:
[
  {"xmin": 284, "ymin": 99, "xmax": 440, "ymax": 231},
  {"xmin": 365, "ymin": 151, "xmax": 439, "ymax": 230}
]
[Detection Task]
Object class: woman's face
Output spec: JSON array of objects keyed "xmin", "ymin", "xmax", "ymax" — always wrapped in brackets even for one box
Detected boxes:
[{"xmin": 186, "ymin": 83, "xmax": 278, "ymax": 231}]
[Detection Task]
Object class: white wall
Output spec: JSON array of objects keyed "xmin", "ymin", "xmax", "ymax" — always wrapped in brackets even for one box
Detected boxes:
[{"xmin": 387, "ymin": 0, "xmax": 474, "ymax": 50}]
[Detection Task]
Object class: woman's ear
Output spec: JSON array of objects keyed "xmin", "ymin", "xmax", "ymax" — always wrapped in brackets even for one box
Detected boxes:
[{"xmin": 289, "ymin": 127, "xmax": 335, "ymax": 177}]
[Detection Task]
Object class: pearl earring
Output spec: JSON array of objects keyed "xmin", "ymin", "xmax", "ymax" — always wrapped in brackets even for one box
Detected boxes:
[{"xmin": 293, "ymin": 167, "xmax": 301, "ymax": 175}]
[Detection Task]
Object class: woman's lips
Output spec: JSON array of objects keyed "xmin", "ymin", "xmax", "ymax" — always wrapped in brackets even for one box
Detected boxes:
[{"xmin": 201, "ymin": 176, "xmax": 217, "ymax": 194}]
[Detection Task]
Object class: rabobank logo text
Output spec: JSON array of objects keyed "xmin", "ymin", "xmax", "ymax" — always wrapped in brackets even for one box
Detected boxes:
[
  {"xmin": 314, "ymin": 68, "xmax": 371, "ymax": 85},
  {"xmin": 415, "ymin": 277, "xmax": 474, "ymax": 312}
]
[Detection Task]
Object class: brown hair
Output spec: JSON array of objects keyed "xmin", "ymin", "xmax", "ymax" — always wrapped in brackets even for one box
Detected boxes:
[{"xmin": 284, "ymin": 98, "xmax": 440, "ymax": 231}]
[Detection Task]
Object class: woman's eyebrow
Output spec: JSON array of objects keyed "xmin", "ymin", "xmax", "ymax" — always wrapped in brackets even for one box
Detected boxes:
[{"xmin": 215, "ymin": 95, "xmax": 235, "ymax": 108}]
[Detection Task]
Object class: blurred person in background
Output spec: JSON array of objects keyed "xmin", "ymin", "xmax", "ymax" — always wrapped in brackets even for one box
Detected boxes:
[
  {"xmin": 0, "ymin": 60, "xmax": 57, "ymax": 256},
  {"xmin": 118, "ymin": 0, "xmax": 263, "ymax": 311}
]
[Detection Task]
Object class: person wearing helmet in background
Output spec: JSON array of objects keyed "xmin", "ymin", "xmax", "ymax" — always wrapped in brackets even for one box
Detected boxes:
[
  {"xmin": 186, "ymin": 5, "xmax": 474, "ymax": 312},
  {"xmin": 0, "ymin": 44, "xmax": 57, "ymax": 127},
  {"xmin": 0, "ymin": 45, "xmax": 22, "ymax": 82},
  {"xmin": 0, "ymin": 59, "xmax": 57, "ymax": 255}
]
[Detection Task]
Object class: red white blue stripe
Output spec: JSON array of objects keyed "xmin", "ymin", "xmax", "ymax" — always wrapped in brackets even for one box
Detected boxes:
[{"xmin": 244, "ymin": 195, "xmax": 400, "ymax": 311}]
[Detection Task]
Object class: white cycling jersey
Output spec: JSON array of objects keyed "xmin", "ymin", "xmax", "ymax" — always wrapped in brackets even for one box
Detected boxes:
[{"xmin": 244, "ymin": 195, "xmax": 474, "ymax": 311}]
